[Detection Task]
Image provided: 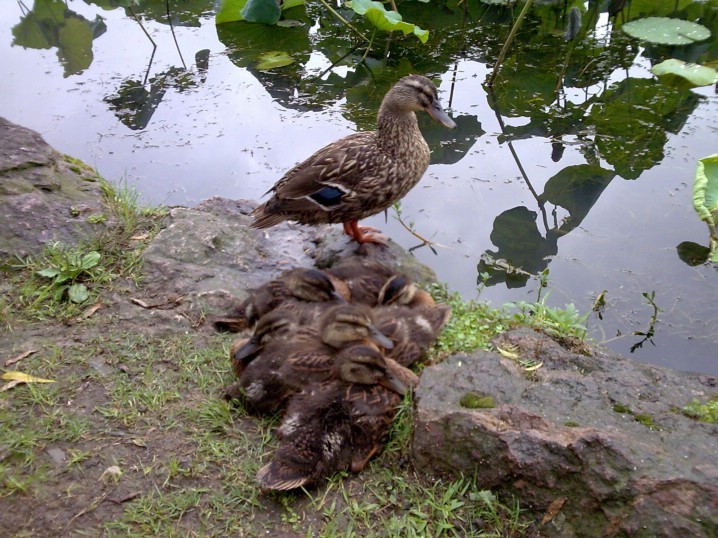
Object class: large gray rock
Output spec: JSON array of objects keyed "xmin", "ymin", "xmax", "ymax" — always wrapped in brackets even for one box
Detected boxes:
[
  {"xmin": 138, "ymin": 196, "xmax": 437, "ymax": 322},
  {"xmin": 412, "ymin": 328, "xmax": 718, "ymax": 537},
  {"xmin": 0, "ymin": 117, "xmax": 110, "ymax": 259}
]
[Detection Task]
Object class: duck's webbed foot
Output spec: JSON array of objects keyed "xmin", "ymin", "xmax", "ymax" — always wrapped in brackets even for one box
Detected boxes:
[{"xmin": 343, "ymin": 221, "xmax": 388, "ymax": 246}]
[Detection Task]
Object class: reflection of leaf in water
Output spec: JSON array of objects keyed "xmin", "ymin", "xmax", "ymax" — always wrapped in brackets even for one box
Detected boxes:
[
  {"xmin": 539, "ymin": 164, "xmax": 615, "ymax": 233},
  {"xmin": 104, "ymin": 67, "xmax": 198, "ymax": 130},
  {"xmin": 57, "ymin": 17, "xmax": 94, "ymax": 77},
  {"xmin": 478, "ymin": 206, "xmax": 559, "ymax": 289},
  {"xmin": 676, "ymin": 241, "xmax": 710, "ymax": 266},
  {"xmin": 588, "ymin": 78, "xmax": 698, "ymax": 180},
  {"xmin": 11, "ymin": 13, "xmax": 52, "ymax": 49},
  {"xmin": 106, "ymin": 80, "xmax": 165, "ymax": 130},
  {"xmin": 242, "ymin": 0, "xmax": 281, "ymax": 25},
  {"xmin": 12, "ymin": 0, "xmax": 67, "ymax": 49},
  {"xmin": 11, "ymin": 1, "xmax": 106, "ymax": 77},
  {"xmin": 422, "ymin": 114, "xmax": 484, "ymax": 166},
  {"xmin": 490, "ymin": 63, "xmax": 557, "ymax": 118}
]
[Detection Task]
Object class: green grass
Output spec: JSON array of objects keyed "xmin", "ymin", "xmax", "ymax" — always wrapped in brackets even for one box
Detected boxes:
[
  {"xmin": 0, "ymin": 328, "xmax": 533, "ymax": 536},
  {"xmin": 3, "ymin": 177, "xmax": 166, "ymax": 321},
  {"xmin": 683, "ymin": 397, "xmax": 718, "ymax": 423},
  {"xmin": 427, "ymin": 279, "xmax": 590, "ymax": 364}
]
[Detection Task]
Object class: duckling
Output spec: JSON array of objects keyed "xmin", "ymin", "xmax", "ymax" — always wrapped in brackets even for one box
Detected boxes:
[
  {"xmin": 251, "ymin": 75, "xmax": 456, "ymax": 245},
  {"xmin": 238, "ymin": 304, "xmax": 394, "ymax": 415},
  {"xmin": 324, "ymin": 258, "xmax": 399, "ymax": 306},
  {"xmin": 256, "ymin": 344, "xmax": 418, "ymax": 491},
  {"xmin": 374, "ymin": 303, "xmax": 452, "ymax": 367},
  {"xmin": 213, "ymin": 267, "xmax": 347, "ymax": 332},
  {"xmin": 377, "ymin": 274, "xmax": 436, "ymax": 308}
]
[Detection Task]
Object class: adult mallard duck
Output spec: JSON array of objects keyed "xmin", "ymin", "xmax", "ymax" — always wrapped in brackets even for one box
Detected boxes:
[
  {"xmin": 250, "ymin": 75, "xmax": 456, "ymax": 245},
  {"xmin": 256, "ymin": 344, "xmax": 419, "ymax": 490}
]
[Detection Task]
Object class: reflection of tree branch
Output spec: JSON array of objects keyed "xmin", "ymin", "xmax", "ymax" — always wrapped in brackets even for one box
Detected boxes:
[
  {"xmin": 487, "ymin": 0, "xmax": 533, "ymax": 87},
  {"xmin": 166, "ymin": 0, "xmax": 186, "ymax": 69},
  {"xmin": 309, "ymin": 44, "xmax": 363, "ymax": 82},
  {"xmin": 486, "ymin": 88, "xmax": 550, "ymax": 234},
  {"xmin": 128, "ymin": 6, "xmax": 157, "ymax": 86},
  {"xmin": 316, "ymin": 0, "xmax": 369, "ymax": 43}
]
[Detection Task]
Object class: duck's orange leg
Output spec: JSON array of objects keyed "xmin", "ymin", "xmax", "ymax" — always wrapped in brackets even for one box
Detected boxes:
[{"xmin": 343, "ymin": 220, "xmax": 388, "ymax": 246}]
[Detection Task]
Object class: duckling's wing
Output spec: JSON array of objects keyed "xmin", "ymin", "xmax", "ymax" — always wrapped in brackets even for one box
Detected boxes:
[
  {"xmin": 258, "ymin": 386, "xmax": 353, "ymax": 490},
  {"xmin": 256, "ymin": 460, "xmax": 311, "ymax": 491}
]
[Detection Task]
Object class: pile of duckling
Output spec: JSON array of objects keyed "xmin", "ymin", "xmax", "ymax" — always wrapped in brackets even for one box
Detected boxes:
[{"xmin": 216, "ymin": 257, "xmax": 451, "ymax": 491}]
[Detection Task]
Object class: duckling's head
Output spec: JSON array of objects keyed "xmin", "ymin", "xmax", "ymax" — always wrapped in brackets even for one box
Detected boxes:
[
  {"xmin": 382, "ymin": 75, "xmax": 456, "ymax": 129},
  {"xmin": 233, "ymin": 310, "xmax": 293, "ymax": 364},
  {"xmin": 286, "ymin": 268, "xmax": 345, "ymax": 303},
  {"xmin": 377, "ymin": 274, "xmax": 437, "ymax": 308},
  {"xmin": 320, "ymin": 304, "xmax": 394, "ymax": 350},
  {"xmin": 335, "ymin": 344, "xmax": 407, "ymax": 394}
]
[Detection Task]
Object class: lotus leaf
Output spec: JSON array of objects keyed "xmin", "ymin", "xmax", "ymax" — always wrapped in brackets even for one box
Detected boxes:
[
  {"xmin": 692, "ymin": 154, "xmax": 718, "ymax": 262},
  {"xmin": 350, "ymin": 0, "xmax": 429, "ymax": 43},
  {"xmin": 652, "ymin": 59, "xmax": 718, "ymax": 88},
  {"xmin": 622, "ymin": 17, "xmax": 710, "ymax": 45},
  {"xmin": 256, "ymin": 51, "xmax": 294, "ymax": 70}
]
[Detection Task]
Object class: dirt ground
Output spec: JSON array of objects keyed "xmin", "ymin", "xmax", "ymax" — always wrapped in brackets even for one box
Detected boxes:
[{"xmin": 0, "ymin": 276, "xmax": 532, "ymax": 537}]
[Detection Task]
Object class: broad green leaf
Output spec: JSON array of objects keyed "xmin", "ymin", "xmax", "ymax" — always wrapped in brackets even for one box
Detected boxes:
[
  {"xmin": 216, "ymin": 0, "xmax": 249, "ymax": 24},
  {"xmin": 693, "ymin": 154, "xmax": 718, "ymax": 262},
  {"xmin": 693, "ymin": 154, "xmax": 718, "ymax": 225},
  {"xmin": 350, "ymin": 0, "xmax": 429, "ymax": 43},
  {"xmin": 57, "ymin": 17, "xmax": 94, "ymax": 77},
  {"xmin": 256, "ymin": 51, "xmax": 294, "ymax": 70},
  {"xmin": 652, "ymin": 59, "xmax": 718, "ymax": 88},
  {"xmin": 216, "ymin": 0, "xmax": 305, "ymax": 24},
  {"xmin": 241, "ymin": 0, "xmax": 281, "ymax": 25},
  {"xmin": 68, "ymin": 283, "xmax": 90, "ymax": 303},
  {"xmin": 622, "ymin": 17, "xmax": 711, "ymax": 45},
  {"xmin": 80, "ymin": 251, "xmax": 101, "ymax": 270},
  {"xmin": 38, "ymin": 267, "xmax": 61, "ymax": 278}
]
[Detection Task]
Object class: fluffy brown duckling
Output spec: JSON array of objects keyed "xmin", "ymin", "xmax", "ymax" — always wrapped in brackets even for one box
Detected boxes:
[
  {"xmin": 237, "ymin": 304, "xmax": 394, "ymax": 415},
  {"xmin": 250, "ymin": 75, "xmax": 456, "ymax": 245},
  {"xmin": 256, "ymin": 344, "xmax": 418, "ymax": 491},
  {"xmin": 213, "ymin": 267, "xmax": 347, "ymax": 332},
  {"xmin": 373, "ymin": 302, "xmax": 452, "ymax": 367}
]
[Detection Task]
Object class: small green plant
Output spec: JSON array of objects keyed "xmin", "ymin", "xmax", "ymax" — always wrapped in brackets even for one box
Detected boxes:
[
  {"xmin": 17, "ymin": 242, "xmax": 104, "ymax": 306},
  {"xmin": 428, "ymin": 282, "xmax": 508, "ymax": 360},
  {"xmin": 683, "ymin": 398, "xmax": 718, "ymax": 423},
  {"xmin": 506, "ymin": 298, "xmax": 589, "ymax": 340}
]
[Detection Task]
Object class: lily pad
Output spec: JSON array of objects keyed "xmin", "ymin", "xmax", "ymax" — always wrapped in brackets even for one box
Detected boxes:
[
  {"xmin": 256, "ymin": 51, "xmax": 294, "ymax": 70},
  {"xmin": 350, "ymin": 0, "xmax": 429, "ymax": 43},
  {"xmin": 622, "ymin": 17, "xmax": 711, "ymax": 45},
  {"xmin": 692, "ymin": 154, "xmax": 718, "ymax": 262},
  {"xmin": 652, "ymin": 59, "xmax": 718, "ymax": 88}
]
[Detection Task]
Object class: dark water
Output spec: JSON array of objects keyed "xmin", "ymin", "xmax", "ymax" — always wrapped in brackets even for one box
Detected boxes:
[{"xmin": 2, "ymin": 0, "xmax": 717, "ymax": 374}]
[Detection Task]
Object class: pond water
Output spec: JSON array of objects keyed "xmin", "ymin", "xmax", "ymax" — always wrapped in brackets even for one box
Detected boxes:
[{"xmin": 2, "ymin": 0, "xmax": 717, "ymax": 374}]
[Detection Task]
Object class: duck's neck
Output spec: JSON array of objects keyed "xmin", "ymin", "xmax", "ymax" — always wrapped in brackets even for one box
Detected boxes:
[{"xmin": 375, "ymin": 105, "xmax": 423, "ymax": 156}]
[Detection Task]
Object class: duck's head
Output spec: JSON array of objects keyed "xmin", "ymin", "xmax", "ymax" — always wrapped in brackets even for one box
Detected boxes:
[
  {"xmin": 383, "ymin": 75, "xmax": 456, "ymax": 129},
  {"xmin": 377, "ymin": 274, "xmax": 436, "ymax": 307},
  {"xmin": 320, "ymin": 304, "xmax": 394, "ymax": 350},
  {"xmin": 232, "ymin": 310, "xmax": 293, "ymax": 364},
  {"xmin": 285, "ymin": 268, "xmax": 346, "ymax": 303},
  {"xmin": 335, "ymin": 344, "xmax": 407, "ymax": 395}
]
